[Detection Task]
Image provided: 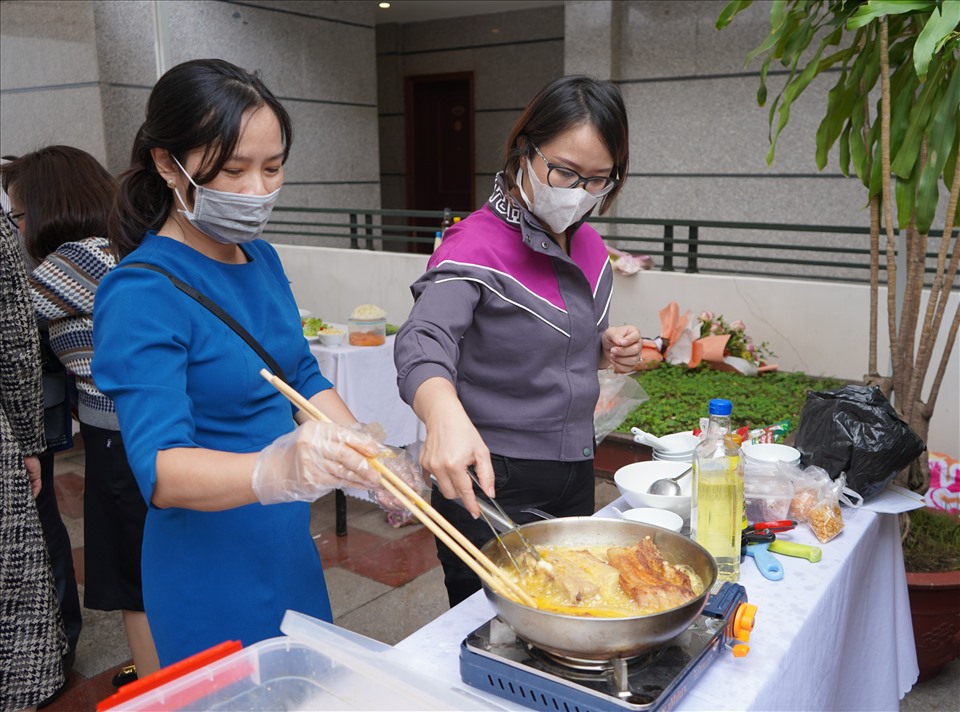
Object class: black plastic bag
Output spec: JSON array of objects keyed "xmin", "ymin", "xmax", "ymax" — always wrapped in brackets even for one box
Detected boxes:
[{"xmin": 793, "ymin": 384, "xmax": 926, "ymax": 500}]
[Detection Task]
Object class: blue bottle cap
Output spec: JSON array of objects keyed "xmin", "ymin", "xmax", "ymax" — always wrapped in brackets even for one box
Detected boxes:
[{"xmin": 708, "ymin": 398, "xmax": 733, "ymax": 416}]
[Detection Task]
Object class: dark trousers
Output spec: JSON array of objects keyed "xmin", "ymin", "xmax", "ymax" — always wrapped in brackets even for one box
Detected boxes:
[
  {"xmin": 36, "ymin": 449, "xmax": 82, "ymax": 654},
  {"xmin": 431, "ymin": 455, "xmax": 595, "ymax": 608}
]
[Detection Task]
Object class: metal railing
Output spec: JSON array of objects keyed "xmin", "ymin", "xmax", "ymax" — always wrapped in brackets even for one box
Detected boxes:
[{"xmin": 265, "ymin": 206, "xmax": 951, "ymax": 287}]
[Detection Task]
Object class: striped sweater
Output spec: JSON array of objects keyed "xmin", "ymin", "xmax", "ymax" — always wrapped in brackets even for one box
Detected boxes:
[{"xmin": 30, "ymin": 236, "xmax": 118, "ymax": 429}]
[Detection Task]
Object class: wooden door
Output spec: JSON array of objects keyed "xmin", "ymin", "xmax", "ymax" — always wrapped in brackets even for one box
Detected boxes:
[{"xmin": 404, "ymin": 73, "xmax": 474, "ymax": 253}]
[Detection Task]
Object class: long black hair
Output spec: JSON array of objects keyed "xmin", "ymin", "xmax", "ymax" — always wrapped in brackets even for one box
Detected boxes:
[
  {"xmin": 110, "ymin": 58, "xmax": 293, "ymax": 258},
  {"xmin": 503, "ymin": 75, "xmax": 629, "ymax": 215},
  {"xmin": 1, "ymin": 145, "xmax": 116, "ymax": 264}
]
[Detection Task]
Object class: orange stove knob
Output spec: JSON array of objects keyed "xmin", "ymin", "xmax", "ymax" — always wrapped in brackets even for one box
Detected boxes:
[
  {"xmin": 730, "ymin": 643, "xmax": 750, "ymax": 658},
  {"xmin": 733, "ymin": 603, "xmax": 758, "ymax": 642}
]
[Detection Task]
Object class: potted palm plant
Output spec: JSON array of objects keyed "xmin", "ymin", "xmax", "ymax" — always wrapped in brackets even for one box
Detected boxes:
[{"xmin": 716, "ymin": 0, "xmax": 959, "ymax": 682}]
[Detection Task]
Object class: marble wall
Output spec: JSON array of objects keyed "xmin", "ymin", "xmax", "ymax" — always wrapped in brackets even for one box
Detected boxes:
[
  {"xmin": 0, "ymin": 0, "xmax": 381, "ymax": 247},
  {"xmin": 564, "ymin": 0, "xmax": 890, "ymax": 279}
]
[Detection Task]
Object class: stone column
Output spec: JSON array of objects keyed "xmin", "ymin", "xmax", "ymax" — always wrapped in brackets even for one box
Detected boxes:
[
  {"xmin": 564, "ymin": 0, "xmax": 621, "ymax": 80},
  {"xmin": 564, "ymin": 1, "xmax": 624, "ymax": 236}
]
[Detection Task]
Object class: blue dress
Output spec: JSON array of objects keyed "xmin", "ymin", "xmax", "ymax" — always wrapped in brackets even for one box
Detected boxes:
[{"xmin": 92, "ymin": 232, "xmax": 333, "ymax": 666}]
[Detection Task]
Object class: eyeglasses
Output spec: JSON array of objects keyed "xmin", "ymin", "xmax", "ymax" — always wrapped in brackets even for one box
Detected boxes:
[
  {"xmin": 532, "ymin": 144, "xmax": 619, "ymax": 196},
  {"xmin": 3, "ymin": 210, "xmax": 24, "ymax": 229}
]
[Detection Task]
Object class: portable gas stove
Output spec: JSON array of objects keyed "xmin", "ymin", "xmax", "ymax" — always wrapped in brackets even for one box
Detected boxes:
[{"xmin": 460, "ymin": 582, "xmax": 756, "ymax": 712}]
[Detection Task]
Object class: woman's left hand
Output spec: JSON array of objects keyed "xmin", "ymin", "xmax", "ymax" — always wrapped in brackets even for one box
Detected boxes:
[
  {"xmin": 25, "ymin": 456, "xmax": 42, "ymax": 497},
  {"xmin": 601, "ymin": 325, "xmax": 642, "ymax": 373}
]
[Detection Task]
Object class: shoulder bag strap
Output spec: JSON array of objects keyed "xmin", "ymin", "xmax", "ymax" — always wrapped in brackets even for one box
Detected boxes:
[{"xmin": 123, "ymin": 262, "xmax": 288, "ymax": 383}]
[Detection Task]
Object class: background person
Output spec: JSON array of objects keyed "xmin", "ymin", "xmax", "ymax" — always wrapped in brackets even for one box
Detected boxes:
[
  {"xmin": 1, "ymin": 146, "xmax": 160, "ymax": 681},
  {"xmin": 0, "ymin": 212, "xmax": 68, "ymax": 712},
  {"xmin": 92, "ymin": 58, "xmax": 411, "ymax": 667},
  {"xmin": 0, "ymin": 157, "xmax": 81, "ymax": 689},
  {"xmin": 395, "ymin": 75, "xmax": 642, "ymax": 606}
]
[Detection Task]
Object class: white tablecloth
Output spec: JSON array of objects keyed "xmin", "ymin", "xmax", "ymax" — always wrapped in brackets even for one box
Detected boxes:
[
  {"xmin": 310, "ymin": 335, "xmax": 424, "ymax": 448},
  {"xmin": 396, "ymin": 499, "xmax": 919, "ymax": 711}
]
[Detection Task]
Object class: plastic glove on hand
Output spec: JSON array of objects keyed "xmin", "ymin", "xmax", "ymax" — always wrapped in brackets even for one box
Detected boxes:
[
  {"xmin": 252, "ymin": 420, "xmax": 380, "ymax": 504},
  {"xmin": 350, "ymin": 421, "xmax": 387, "ymax": 443},
  {"xmin": 369, "ymin": 445, "xmax": 425, "ymax": 514}
]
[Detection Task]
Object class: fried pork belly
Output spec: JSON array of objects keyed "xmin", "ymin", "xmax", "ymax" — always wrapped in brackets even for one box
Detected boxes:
[
  {"xmin": 607, "ymin": 538, "xmax": 696, "ymax": 612},
  {"xmin": 533, "ymin": 549, "xmax": 622, "ymax": 604}
]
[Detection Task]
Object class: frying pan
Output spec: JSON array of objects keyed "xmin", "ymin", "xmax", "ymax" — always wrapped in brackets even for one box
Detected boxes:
[{"xmin": 478, "ymin": 515, "xmax": 719, "ymax": 660}]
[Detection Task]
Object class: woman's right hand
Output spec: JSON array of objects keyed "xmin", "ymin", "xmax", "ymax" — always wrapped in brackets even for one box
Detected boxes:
[
  {"xmin": 251, "ymin": 420, "xmax": 381, "ymax": 504},
  {"xmin": 414, "ymin": 378, "xmax": 493, "ymax": 518}
]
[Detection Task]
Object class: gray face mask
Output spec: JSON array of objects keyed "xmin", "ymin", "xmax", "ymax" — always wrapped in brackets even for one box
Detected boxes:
[{"xmin": 171, "ymin": 156, "xmax": 280, "ymax": 245}]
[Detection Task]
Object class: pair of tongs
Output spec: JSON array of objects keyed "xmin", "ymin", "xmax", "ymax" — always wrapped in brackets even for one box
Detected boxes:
[{"xmin": 463, "ymin": 467, "xmax": 542, "ymax": 573}]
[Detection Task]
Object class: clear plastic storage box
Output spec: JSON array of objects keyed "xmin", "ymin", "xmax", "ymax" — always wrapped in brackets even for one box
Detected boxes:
[{"xmin": 115, "ymin": 611, "xmax": 499, "ymax": 711}]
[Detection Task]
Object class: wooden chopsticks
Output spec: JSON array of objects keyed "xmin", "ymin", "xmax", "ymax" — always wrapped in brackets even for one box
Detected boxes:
[{"xmin": 258, "ymin": 369, "xmax": 537, "ymax": 608}]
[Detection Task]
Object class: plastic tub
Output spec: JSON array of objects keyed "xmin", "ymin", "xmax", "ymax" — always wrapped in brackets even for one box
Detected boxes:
[
  {"xmin": 744, "ymin": 470, "xmax": 795, "ymax": 522},
  {"xmin": 116, "ymin": 611, "xmax": 498, "ymax": 711},
  {"xmin": 348, "ymin": 317, "xmax": 386, "ymax": 346}
]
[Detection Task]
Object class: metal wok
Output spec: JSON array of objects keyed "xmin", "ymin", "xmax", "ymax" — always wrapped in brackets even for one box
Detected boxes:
[{"xmin": 479, "ymin": 516, "xmax": 718, "ymax": 660}]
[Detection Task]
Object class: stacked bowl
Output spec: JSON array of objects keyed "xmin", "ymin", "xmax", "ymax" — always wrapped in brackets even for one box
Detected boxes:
[
  {"xmin": 651, "ymin": 432, "xmax": 700, "ymax": 464},
  {"xmin": 741, "ymin": 443, "xmax": 801, "ymax": 471}
]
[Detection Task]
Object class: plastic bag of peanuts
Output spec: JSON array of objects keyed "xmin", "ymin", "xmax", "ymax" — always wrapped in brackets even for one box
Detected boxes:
[{"xmin": 776, "ymin": 462, "xmax": 848, "ymax": 543}]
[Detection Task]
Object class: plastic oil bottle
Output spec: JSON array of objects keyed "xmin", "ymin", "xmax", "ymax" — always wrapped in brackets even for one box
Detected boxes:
[{"xmin": 691, "ymin": 398, "xmax": 744, "ymax": 582}]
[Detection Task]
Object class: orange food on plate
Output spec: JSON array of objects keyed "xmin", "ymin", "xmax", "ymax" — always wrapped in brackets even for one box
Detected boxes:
[{"xmin": 349, "ymin": 331, "xmax": 386, "ymax": 347}]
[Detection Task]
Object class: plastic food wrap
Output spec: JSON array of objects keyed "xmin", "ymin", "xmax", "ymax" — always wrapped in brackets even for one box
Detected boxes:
[
  {"xmin": 776, "ymin": 462, "xmax": 846, "ymax": 542},
  {"xmin": 594, "ymin": 370, "xmax": 649, "ymax": 442}
]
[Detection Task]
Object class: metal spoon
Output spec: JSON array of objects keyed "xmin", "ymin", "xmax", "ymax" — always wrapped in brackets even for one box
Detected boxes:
[{"xmin": 647, "ymin": 466, "xmax": 693, "ymax": 496}]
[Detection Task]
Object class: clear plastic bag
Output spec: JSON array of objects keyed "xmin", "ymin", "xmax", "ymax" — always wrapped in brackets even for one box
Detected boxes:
[
  {"xmin": 594, "ymin": 370, "xmax": 649, "ymax": 442},
  {"xmin": 776, "ymin": 462, "xmax": 847, "ymax": 542}
]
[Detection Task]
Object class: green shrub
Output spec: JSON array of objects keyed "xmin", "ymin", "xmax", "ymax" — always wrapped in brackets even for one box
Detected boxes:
[
  {"xmin": 902, "ymin": 507, "xmax": 960, "ymax": 573},
  {"xmin": 618, "ymin": 364, "xmax": 847, "ymax": 435}
]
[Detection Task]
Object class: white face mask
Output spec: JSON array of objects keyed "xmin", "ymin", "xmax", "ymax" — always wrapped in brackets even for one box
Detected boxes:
[
  {"xmin": 171, "ymin": 156, "xmax": 280, "ymax": 245},
  {"xmin": 517, "ymin": 157, "xmax": 602, "ymax": 234}
]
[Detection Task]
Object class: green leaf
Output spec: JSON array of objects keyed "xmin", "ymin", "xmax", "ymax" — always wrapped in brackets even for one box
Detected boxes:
[
  {"xmin": 914, "ymin": 66, "xmax": 960, "ymax": 232},
  {"xmin": 847, "ymin": 1, "xmax": 936, "ymax": 30},
  {"xmin": 849, "ymin": 102, "xmax": 869, "ymax": 185},
  {"xmin": 758, "ymin": 58, "xmax": 770, "ymax": 105},
  {"xmin": 890, "ymin": 59, "xmax": 942, "ymax": 177},
  {"xmin": 913, "ymin": 1, "xmax": 960, "ymax": 80},
  {"xmin": 716, "ymin": 0, "xmax": 753, "ymax": 30},
  {"xmin": 894, "ymin": 166, "xmax": 918, "ymax": 231},
  {"xmin": 839, "ymin": 122, "xmax": 853, "ymax": 176},
  {"xmin": 868, "ymin": 139, "xmax": 884, "ymax": 198},
  {"xmin": 945, "ymin": 132, "xmax": 958, "ymax": 209},
  {"xmin": 744, "ymin": 20, "xmax": 788, "ymax": 66},
  {"xmin": 768, "ymin": 36, "xmax": 828, "ymax": 164},
  {"xmin": 816, "ymin": 69, "xmax": 856, "ymax": 169}
]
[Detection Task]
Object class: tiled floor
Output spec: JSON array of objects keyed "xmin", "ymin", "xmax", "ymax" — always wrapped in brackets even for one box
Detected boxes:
[{"xmin": 43, "ymin": 438, "xmax": 959, "ymax": 711}]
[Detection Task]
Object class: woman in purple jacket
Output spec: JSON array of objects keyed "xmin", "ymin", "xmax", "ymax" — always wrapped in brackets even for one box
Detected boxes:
[{"xmin": 395, "ymin": 75, "xmax": 642, "ymax": 606}]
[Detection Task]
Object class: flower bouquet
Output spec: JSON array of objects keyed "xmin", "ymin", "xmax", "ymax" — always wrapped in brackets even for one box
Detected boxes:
[{"xmin": 636, "ymin": 303, "xmax": 777, "ymax": 375}]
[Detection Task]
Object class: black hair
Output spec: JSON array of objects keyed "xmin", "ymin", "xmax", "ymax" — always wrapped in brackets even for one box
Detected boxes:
[
  {"xmin": 503, "ymin": 75, "xmax": 629, "ymax": 214},
  {"xmin": 111, "ymin": 58, "xmax": 293, "ymax": 258},
  {"xmin": 1, "ymin": 145, "xmax": 116, "ymax": 264}
]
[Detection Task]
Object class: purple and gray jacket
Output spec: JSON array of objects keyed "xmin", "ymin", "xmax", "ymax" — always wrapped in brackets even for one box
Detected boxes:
[{"xmin": 394, "ymin": 174, "xmax": 613, "ymax": 462}]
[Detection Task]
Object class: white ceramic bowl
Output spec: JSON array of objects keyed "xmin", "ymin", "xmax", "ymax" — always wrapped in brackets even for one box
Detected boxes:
[
  {"xmin": 613, "ymin": 461, "xmax": 692, "ymax": 517},
  {"xmin": 316, "ymin": 330, "xmax": 345, "ymax": 346},
  {"xmin": 653, "ymin": 431, "xmax": 700, "ymax": 455},
  {"xmin": 742, "ymin": 443, "xmax": 801, "ymax": 465},
  {"xmin": 616, "ymin": 507, "xmax": 684, "ymax": 532},
  {"xmin": 652, "ymin": 451, "xmax": 694, "ymax": 462}
]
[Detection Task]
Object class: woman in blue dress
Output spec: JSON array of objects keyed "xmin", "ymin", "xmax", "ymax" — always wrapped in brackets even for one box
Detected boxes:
[{"xmin": 92, "ymin": 58, "xmax": 388, "ymax": 667}]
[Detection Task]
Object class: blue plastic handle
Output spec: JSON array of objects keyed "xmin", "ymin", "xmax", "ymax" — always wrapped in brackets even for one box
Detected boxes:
[{"xmin": 746, "ymin": 542, "xmax": 784, "ymax": 580}]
